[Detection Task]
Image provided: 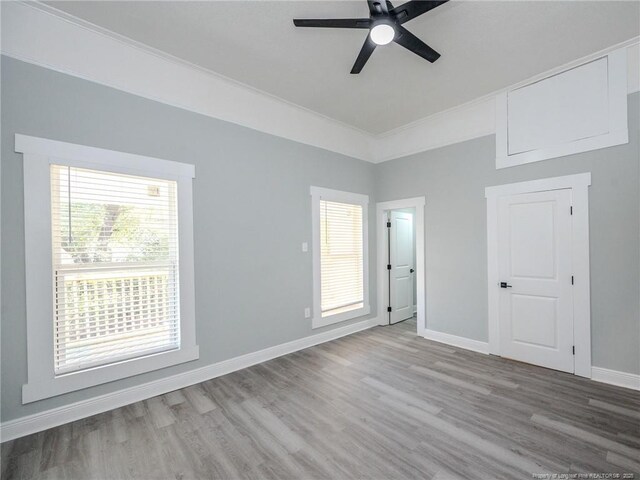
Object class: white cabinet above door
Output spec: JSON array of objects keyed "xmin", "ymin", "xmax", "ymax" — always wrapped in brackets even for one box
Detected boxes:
[{"xmin": 496, "ymin": 48, "xmax": 628, "ymax": 168}]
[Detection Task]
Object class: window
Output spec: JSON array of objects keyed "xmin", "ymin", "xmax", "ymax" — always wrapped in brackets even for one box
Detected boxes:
[
  {"xmin": 18, "ymin": 134, "xmax": 198, "ymax": 403},
  {"xmin": 311, "ymin": 187, "xmax": 370, "ymax": 328},
  {"xmin": 51, "ymin": 166, "xmax": 180, "ymax": 374},
  {"xmin": 320, "ymin": 200, "xmax": 364, "ymax": 315}
]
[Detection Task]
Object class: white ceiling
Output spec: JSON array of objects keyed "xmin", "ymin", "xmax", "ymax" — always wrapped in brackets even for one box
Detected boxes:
[{"xmin": 43, "ymin": 1, "xmax": 639, "ymax": 134}]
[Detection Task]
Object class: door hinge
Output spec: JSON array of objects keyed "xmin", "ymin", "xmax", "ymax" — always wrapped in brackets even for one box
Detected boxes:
[
  {"xmin": 572, "ymin": 346, "xmax": 575, "ymax": 355},
  {"xmin": 387, "ymin": 306, "xmax": 392, "ymax": 313},
  {"xmin": 570, "ymin": 206, "xmax": 573, "ymax": 215},
  {"xmin": 387, "ymin": 221, "xmax": 391, "ymax": 228},
  {"xmin": 387, "ymin": 264, "xmax": 392, "ymax": 270},
  {"xmin": 571, "ymin": 275, "xmax": 574, "ymax": 285}
]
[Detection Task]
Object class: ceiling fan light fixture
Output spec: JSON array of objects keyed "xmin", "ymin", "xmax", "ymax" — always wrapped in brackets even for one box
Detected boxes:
[{"xmin": 369, "ymin": 23, "xmax": 395, "ymax": 45}]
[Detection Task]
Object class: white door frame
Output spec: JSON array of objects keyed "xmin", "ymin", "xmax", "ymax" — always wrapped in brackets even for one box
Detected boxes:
[
  {"xmin": 485, "ymin": 173, "xmax": 592, "ymax": 378},
  {"xmin": 376, "ymin": 197, "xmax": 426, "ymax": 335}
]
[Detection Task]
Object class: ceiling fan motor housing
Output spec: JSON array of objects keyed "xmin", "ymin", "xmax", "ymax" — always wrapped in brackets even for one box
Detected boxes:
[{"xmin": 293, "ymin": 0, "xmax": 448, "ymax": 73}]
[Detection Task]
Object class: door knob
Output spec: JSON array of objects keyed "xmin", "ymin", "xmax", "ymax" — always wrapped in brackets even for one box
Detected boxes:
[
  {"xmin": 410, "ymin": 269, "xmax": 415, "ymax": 273},
  {"xmin": 500, "ymin": 282, "xmax": 512, "ymax": 288}
]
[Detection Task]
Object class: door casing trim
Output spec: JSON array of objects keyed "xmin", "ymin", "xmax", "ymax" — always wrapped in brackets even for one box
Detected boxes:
[
  {"xmin": 485, "ymin": 173, "xmax": 592, "ymax": 378},
  {"xmin": 376, "ymin": 197, "xmax": 426, "ymax": 335}
]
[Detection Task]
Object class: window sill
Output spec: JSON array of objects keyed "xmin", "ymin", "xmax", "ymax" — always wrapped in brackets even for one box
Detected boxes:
[
  {"xmin": 312, "ymin": 305, "xmax": 371, "ymax": 329},
  {"xmin": 22, "ymin": 345, "xmax": 199, "ymax": 404}
]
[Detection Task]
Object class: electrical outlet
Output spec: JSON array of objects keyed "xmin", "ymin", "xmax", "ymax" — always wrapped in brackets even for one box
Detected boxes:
[
  {"xmin": 304, "ymin": 307, "xmax": 311, "ymax": 318},
  {"xmin": 302, "ymin": 242, "xmax": 308, "ymax": 252}
]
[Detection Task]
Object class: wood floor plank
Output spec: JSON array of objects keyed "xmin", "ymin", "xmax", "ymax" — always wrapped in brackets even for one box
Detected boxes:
[
  {"xmin": 182, "ymin": 385, "xmax": 218, "ymax": 414},
  {"xmin": 240, "ymin": 398, "xmax": 307, "ymax": 454},
  {"xmin": 313, "ymin": 346, "xmax": 353, "ymax": 367},
  {"xmin": 3, "ymin": 318, "xmax": 638, "ymax": 479},
  {"xmin": 409, "ymin": 364, "xmax": 493, "ymax": 395},
  {"xmin": 606, "ymin": 451, "xmax": 640, "ymax": 473},
  {"xmin": 163, "ymin": 389, "xmax": 187, "ymax": 406},
  {"xmin": 365, "ymin": 335, "xmax": 420, "ymax": 352},
  {"xmin": 531, "ymin": 414, "xmax": 640, "ymax": 459},
  {"xmin": 145, "ymin": 396, "xmax": 176, "ymax": 428},
  {"xmin": 434, "ymin": 360, "xmax": 520, "ymax": 389},
  {"xmin": 589, "ymin": 398, "xmax": 640, "ymax": 420},
  {"xmin": 361, "ymin": 376, "xmax": 442, "ymax": 414},
  {"xmin": 432, "ymin": 468, "xmax": 468, "ymax": 480},
  {"xmin": 419, "ymin": 412, "xmax": 550, "ymax": 476}
]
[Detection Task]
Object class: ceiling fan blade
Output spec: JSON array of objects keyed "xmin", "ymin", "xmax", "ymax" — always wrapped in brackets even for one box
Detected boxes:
[
  {"xmin": 367, "ymin": 0, "xmax": 388, "ymax": 15},
  {"xmin": 293, "ymin": 18, "xmax": 372, "ymax": 28},
  {"xmin": 393, "ymin": 26, "xmax": 440, "ymax": 62},
  {"xmin": 391, "ymin": 0, "xmax": 449, "ymax": 24},
  {"xmin": 351, "ymin": 36, "xmax": 377, "ymax": 74}
]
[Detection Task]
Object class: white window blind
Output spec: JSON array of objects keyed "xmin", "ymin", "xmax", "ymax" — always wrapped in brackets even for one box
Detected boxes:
[
  {"xmin": 51, "ymin": 165, "xmax": 180, "ymax": 375},
  {"xmin": 319, "ymin": 200, "xmax": 364, "ymax": 317}
]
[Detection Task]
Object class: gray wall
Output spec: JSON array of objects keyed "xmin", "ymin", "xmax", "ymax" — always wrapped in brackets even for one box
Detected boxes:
[
  {"xmin": 1, "ymin": 55, "xmax": 638, "ymax": 425},
  {"xmin": 375, "ymin": 93, "xmax": 640, "ymax": 375},
  {"xmin": 0, "ymin": 56, "xmax": 378, "ymax": 422}
]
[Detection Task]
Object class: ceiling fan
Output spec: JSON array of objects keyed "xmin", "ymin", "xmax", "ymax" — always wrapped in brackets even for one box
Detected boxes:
[{"xmin": 293, "ymin": 0, "xmax": 449, "ymax": 74}]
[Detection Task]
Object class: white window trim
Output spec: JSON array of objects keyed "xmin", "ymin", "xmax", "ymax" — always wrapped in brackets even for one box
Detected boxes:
[
  {"xmin": 310, "ymin": 186, "xmax": 370, "ymax": 329},
  {"xmin": 16, "ymin": 134, "xmax": 199, "ymax": 404},
  {"xmin": 485, "ymin": 172, "xmax": 592, "ymax": 378},
  {"xmin": 495, "ymin": 48, "xmax": 628, "ymax": 169}
]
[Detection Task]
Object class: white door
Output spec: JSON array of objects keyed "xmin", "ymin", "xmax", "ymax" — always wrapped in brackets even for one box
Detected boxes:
[
  {"xmin": 389, "ymin": 211, "xmax": 414, "ymax": 324},
  {"xmin": 497, "ymin": 189, "xmax": 574, "ymax": 373}
]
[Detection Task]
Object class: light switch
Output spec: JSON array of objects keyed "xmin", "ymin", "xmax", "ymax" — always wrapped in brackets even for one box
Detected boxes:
[
  {"xmin": 304, "ymin": 307, "xmax": 311, "ymax": 318},
  {"xmin": 302, "ymin": 242, "xmax": 308, "ymax": 252}
]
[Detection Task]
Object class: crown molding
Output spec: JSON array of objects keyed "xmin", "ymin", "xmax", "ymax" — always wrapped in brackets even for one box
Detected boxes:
[
  {"xmin": 1, "ymin": 1, "xmax": 375, "ymax": 161},
  {"xmin": 1, "ymin": 2, "xmax": 638, "ymax": 164},
  {"xmin": 370, "ymin": 96, "xmax": 496, "ymax": 163}
]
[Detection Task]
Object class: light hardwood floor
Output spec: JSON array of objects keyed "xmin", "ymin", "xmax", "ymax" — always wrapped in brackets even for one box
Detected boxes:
[{"xmin": 2, "ymin": 319, "xmax": 639, "ymax": 479}]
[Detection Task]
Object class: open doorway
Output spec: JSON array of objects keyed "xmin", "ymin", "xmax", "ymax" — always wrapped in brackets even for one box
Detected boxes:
[{"xmin": 376, "ymin": 197, "xmax": 426, "ymax": 335}]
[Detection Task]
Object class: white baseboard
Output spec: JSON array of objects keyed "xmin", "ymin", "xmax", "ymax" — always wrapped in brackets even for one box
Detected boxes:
[
  {"xmin": 420, "ymin": 329, "xmax": 490, "ymax": 355},
  {"xmin": 591, "ymin": 366, "xmax": 640, "ymax": 390},
  {"xmin": 0, "ymin": 317, "xmax": 379, "ymax": 443}
]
